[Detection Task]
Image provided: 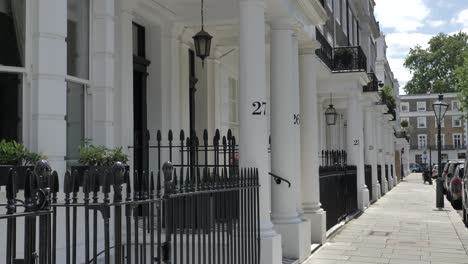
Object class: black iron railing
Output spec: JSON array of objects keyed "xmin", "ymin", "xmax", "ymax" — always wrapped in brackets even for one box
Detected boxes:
[
  {"xmin": 410, "ymin": 144, "xmax": 467, "ymax": 151},
  {"xmin": 365, "ymin": 165, "xmax": 372, "ymax": 201},
  {"xmin": 0, "ymin": 159, "xmax": 260, "ymax": 264},
  {"xmin": 319, "ymin": 150, "xmax": 348, "ymax": 171},
  {"xmin": 319, "ymin": 166, "xmax": 358, "ymax": 230},
  {"xmin": 315, "ymin": 28, "xmax": 333, "ymax": 69},
  {"xmin": 364, "ymin": 72, "xmax": 379, "ymax": 92},
  {"xmin": 377, "ymin": 164, "xmax": 382, "ymax": 194},
  {"xmin": 332, "ymin": 46, "xmax": 367, "ymax": 72}
]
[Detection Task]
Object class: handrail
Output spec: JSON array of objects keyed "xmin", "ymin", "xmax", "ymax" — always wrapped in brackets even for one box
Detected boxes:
[{"xmin": 269, "ymin": 172, "xmax": 291, "ymax": 188}]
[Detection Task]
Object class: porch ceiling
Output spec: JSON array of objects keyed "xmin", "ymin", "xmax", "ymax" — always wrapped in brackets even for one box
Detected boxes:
[{"xmin": 151, "ymin": 0, "xmax": 240, "ymax": 26}]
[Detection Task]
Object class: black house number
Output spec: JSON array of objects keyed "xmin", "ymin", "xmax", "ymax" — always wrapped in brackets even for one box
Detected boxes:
[
  {"xmin": 353, "ymin": 140, "xmax": 360, "ymax": 145},
  {"xmin": 293, "ymin": 114, "xmax": 301, "ymax": 125},
  {"xmin": 252, "ymin": 101, "xmax": 267, "ymax": 115}
]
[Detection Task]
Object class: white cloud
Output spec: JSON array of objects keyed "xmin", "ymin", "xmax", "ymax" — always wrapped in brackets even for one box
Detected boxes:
[
  {"xmin": 456, "ymin": 9, "xmax": 468, "ymax": 27},
  {"xmin": 427, "ymin": 20, "xmax": 446, "ymax": 28},
  {"xmin": 388, "ymin": 58, "xmax": 412, "ymax": 94},
  {"xmin": 384, "ymin": 32, "xmax": 432, "ymax": 58},
  {"xmin": 375, "ymin": 0, "xmax": 430, "ymax": 32}
]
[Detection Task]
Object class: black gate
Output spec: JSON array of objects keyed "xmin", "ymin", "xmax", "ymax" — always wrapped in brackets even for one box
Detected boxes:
[
  {"xmin": 385, "ymin": 164, "xmax": 389, "ymax": 187},
  {"xmin": 0, "ymin": 130, "xmax": 260, "ymax": 264},
  {"xmin": 364, "ymin": 165, "xmax": 372, "ymax": 201},
  {"xmin": 319, "ymin": 151, "xmax": 358, "ymax": 230}
]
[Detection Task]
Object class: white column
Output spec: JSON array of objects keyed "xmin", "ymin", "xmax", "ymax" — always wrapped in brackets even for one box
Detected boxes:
[
  {"xmin": 365, "ymin": 108, "xmax": 380, "ymax": 201},
  {"xmin": 270, "ymin": 21, "xmax": 310, "ymax": 262},
  {"xmin": 346, "ymin": 93, "xmax": 370, "ymax": 210},
  {"xmin": 386, "ymin": 123, "xmax": 394, "ymax": 189},
  {"xmin": 238, "ymin": 1, "xmax": 282, "ymax": 263},
  {"xmin": 92, "ymin": 0, "xmax": 115, "ymax": 147},
  {"xmin": 299, "ymin": 43, "xmax": 326, "ymax": 244},
  {"xmin": 380, "ymin": 119, "xmax": 389, "ymax": 193},
  {"xmin": 31, "ymin": 0, "xmax": 67, "ymax": 174}
]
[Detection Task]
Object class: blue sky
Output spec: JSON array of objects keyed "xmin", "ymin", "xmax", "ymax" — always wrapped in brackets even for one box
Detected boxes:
[{"xmin": 374, "ymin": 0, "xmax": 468, "ymax": 94}]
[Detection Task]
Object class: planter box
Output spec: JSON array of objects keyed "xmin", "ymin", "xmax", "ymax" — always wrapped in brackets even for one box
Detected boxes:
[
  {"xmin": 0, "ymin": 165, "xmax": 35, "ymax": 190},
  {"xmin": 70, "ymin": 165, "xmax": 130, "ymax": 188}
]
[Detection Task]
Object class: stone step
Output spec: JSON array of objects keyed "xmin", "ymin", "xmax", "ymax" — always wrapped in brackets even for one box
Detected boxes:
[{"xmin": 282, "ymin": 257, "xmax": 299, "ymax": 264}]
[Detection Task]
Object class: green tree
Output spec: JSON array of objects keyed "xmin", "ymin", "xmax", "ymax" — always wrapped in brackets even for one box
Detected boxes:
[
  {"xmin": 404, "ymin": 32, "xmax": 468, "ymax": 94},
  {"xmin": 455, "ymin": 49, "xmax": 468, "ymax": 112}
]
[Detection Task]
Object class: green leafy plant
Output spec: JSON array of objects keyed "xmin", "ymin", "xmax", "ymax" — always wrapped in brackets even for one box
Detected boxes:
[
  {"xmin": 79, "ymin": 145, "xmax": 129, "ymax": 166},
  {"xmin": 0, "ymin": 140, "xmax": 44, "ymax": 166},
  {"xmin": 400, "ymin": 119, "xmax": 409, "ymax": 128}
]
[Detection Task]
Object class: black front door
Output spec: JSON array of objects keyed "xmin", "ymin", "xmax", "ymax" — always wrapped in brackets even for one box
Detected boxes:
[{"xmin": 133, "ymin": 23, "xmax": 150, "ymax": 175}]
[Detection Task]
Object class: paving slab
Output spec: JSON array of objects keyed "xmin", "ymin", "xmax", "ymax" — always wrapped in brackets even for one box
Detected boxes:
[{"xmin": 306, "ymin": 173, "xmax": 468, "ymax": 264}]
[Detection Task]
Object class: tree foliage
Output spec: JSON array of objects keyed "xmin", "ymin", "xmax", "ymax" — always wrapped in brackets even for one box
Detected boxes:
[
  {"xmin": 455, "ymin": 49, "xmax": 468, "ymax": 113},
  {"xmin": 404, "ymin": 32, "xmax": 468, "ymax": 94}
]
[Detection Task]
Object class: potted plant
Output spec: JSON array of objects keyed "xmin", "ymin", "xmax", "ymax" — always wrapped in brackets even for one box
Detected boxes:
[
  {"xmin": 71, "ymin": 145, "xmax": 129, "ymax": 187},
  {"xmin": 333, "ymin": 48, "xmax": 354, "ymax": 69},
  {"xmin": 0, "ymin": 140, "xmax": 45, "ymax": 189}
]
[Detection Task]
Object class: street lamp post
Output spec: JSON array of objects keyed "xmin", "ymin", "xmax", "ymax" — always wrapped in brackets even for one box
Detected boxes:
[{"xmin": 433, "ymin": 94, "xmax": 448, "ymax": 209}]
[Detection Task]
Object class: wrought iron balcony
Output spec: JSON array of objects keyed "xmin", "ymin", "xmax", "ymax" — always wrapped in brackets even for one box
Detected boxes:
[
  {"xmin": 363, "ymin": 72, "xmax": 379, "ymax": 92},
  {"xmin": 332, "ymin": 46, "xmax": 367, "ymax": 72},
  {"xmin": 315, "ymin": 28, "xmax": 333, "ymax": 69},
  {"xmin": 315, "ymin": 29, "xmax": 368, "ymax": 73},
  {"xmin": 410, "ymin": 144, "xmax": 467, "ymax": 151}
]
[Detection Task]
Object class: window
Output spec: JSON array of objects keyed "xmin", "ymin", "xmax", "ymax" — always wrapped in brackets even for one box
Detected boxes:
[
  {"xmin": 452, "ymin": 100, "xmax": 458, "ymax": 111},
  {"xmin": 334, "ymin": 0, "xmax": 341, "ymax": 24},
  {"xmin": 418, "ymin": 134, "xmax": 427, "ymax": 149},
  {"xmin": 0, "ymin": 0, "xmax": 25, "ymax": 67},
  {"xmin": 342, "ymin": 0, "xmax": 347, "ymax": 34},
  {"xmin": 228, "ymin": 77, "xmax": 239, "ymax": 126},
  {"xmin": 0, "ymin": 0, "xmax": 26, "ymax": 142},
  {"xmin": 453, "ymin": 134, "xmax": 463, "ymax": 149},
  {"xmin": 435, "ymin": 134, "xmax": 445, "ymax": 148},
  {"xmin": 434, "ymin": 117, "xmax": 444, "ymax": 128},
  {"xmin": 66, "ymin": 0, "xmax": 90, "ymax": 160},
  {"xmin": 348, "ymin": 7, "xmax": 353, "ymax": 41},
  {"xmin": 326, "ymin": 0, "xmax": 333, "ymax": 10},
  {"xmin": 400, "ymin": 102, "xmax": 409, "ymax": 112},
  {"xmin": 417, "ymin": 117, "xmax": 426, "ymax": 128},
  {"xmin": 415, "ymin": 154, "xmax": 422, "ymax": 164},
  {"xmin": 452, "ymin": 116, "xmax": 462, "ymax": 127},
  {"xmin": 416, "ymin": 101, "xmax": 426, "ymax": 112}
]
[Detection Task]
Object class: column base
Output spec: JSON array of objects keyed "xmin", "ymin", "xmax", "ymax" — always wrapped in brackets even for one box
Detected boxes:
[
  {"xmin": 302, "ymin": 209, "xmax": 326, "ymax": 244},
  {"xmin": 372, "ymin": 183, "xmax": 381, "ymax": 201},
  {"xmin": 359, "ymin": 187, "xmax": 370, "ymax": 210},
  {"xmin": 388, "ymin": 177, "xmax": 394, "ymax": 190},
  {"xmin": 260, "ymin": 232, "xmax": 283, "ymax": 264},
  {"xmin": 384, "ymin": 180, "xmax": 389, "ymax": 193},
  {"xmin": 273, "ymin": 219, "xmax": 311, "ymax": 262}
]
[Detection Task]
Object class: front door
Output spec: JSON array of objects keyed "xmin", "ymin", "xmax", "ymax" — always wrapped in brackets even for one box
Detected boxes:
[{"xmin": 133, "ymin": 23, "xmax": 150, "ymax": 175}]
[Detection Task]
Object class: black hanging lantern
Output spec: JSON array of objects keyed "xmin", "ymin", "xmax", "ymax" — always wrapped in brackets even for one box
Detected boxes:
[
  {"xmin": 325, "ymin": 93, "xmax": 338, "ymax": 126},
  {"xmin": 193, "ymin": 0, "xmax": 212, "ymax": 67}
]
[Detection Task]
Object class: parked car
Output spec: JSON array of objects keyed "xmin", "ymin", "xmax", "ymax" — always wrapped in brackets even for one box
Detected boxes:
[
  {"xmin": 462, "ymin": 160, "xmax": 468, "ymax": 227},
  {"xmin": 432, "ymin": 165, "xmax": 438, "ymax": 178},
  {"xmin": 444, "ymin": 161, "xmax": 464, "ymax": 193},
  {"xmin": 448, "ymin": 164, "xmax": 464, "ymax": 209},
  {"xmin": 410, "ymin": 163, "xmax": 422, "ymax": 173}
]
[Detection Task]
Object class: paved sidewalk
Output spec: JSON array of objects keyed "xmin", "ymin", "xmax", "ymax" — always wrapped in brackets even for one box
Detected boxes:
[{"xmin": 306, "ymin": 173, "xmax": 468, "ymax": 264}]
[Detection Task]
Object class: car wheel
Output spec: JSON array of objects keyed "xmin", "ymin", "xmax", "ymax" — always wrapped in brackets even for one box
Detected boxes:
[{"xmin": 452, "ymin": 200, "xmax": 462, "ymax": 210}]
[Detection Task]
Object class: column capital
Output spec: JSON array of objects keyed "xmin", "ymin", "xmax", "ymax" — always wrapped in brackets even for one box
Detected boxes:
[{"xmin": 299, "ymin": 40, "xmax": 321, "ymax": 55}]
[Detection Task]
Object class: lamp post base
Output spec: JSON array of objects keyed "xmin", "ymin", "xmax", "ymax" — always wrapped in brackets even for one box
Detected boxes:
[{"xmin": 436, "ymin": 178, "xmax": 444, "ymax": 209}]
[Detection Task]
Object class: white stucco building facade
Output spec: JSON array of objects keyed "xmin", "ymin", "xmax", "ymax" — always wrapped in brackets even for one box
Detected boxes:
[{"xmin": 0, "ymin": 0, "xmax": 402, "ymax": 263}]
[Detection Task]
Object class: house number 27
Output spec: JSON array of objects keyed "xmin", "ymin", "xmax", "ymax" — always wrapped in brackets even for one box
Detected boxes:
[{"xmin": 252, "ymin": 101, "xmax": 267, "ymax": 115}]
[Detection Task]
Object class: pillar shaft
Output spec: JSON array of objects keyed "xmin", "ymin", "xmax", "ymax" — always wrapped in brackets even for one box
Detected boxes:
[
  {"xmin": 270, "ymin": 26, "xmax": 301, "ymax": 223},
  {"xmin": 347, "ymin": 93, "xmax": 369, "ymax": 210}
]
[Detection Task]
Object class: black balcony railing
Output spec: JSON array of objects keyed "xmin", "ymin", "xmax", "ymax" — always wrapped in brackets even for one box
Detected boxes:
[
  {"xmin": 364, "ymin": 72, "xmax": 379, "ymax": 92},
  {"xmin": 315, "ymin": 28, "xmax": 333, "ymax": 70},
  {"xmin": 332, "ymin": 46, "xmax": 367, "ymax": 72},
  {"xmin": 0, "ymin": 144, "xmax": 260, "ymax": 263},
  {"xmin": 410, "ymin": 144, "xmax": 467, "ymax": 151}
]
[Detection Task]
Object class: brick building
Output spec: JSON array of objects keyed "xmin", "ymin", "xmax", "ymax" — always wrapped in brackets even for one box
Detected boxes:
[{"xmin": 400, "ymin": 93, "xmax": 467, "ymax": 165}]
